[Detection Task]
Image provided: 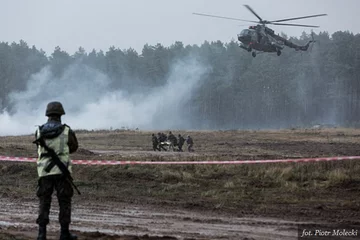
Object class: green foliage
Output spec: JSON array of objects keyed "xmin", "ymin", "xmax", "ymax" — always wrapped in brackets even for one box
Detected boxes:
[{"xmin": 1, "ymin": 31, "xmax": 360, "ymax": 128}]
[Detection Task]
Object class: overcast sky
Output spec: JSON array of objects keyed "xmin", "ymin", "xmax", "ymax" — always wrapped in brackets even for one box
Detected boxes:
[{"xmin": 0, "ymin": 0, "xmax": 358, "ymax": 55}]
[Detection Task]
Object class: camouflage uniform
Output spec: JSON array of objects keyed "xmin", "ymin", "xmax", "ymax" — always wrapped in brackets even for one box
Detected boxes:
[
  {"xmin": 161, "ymin": 132, "xmax": 167, "ymax": 141},
  {"xmin": 167, "ymin": 131, "xmax": 177, "ymax": 150},
  {"xmin": 158, "ymin": 132, "xmax": 167, "ymax": 151},
  {"xmin": 34, "ymin": 101, "xmax": 78, "ymax": 240},
  {"xmin": 178, "ymin": 134, "xmax": 185, "ymax": 152},
  {"xmin": 186, "ymin": 135, "xmax": 194, "ymax": 152},
  {"xmin": 152, "ymin": 133, "xmax": 160, "ymax": 151}
]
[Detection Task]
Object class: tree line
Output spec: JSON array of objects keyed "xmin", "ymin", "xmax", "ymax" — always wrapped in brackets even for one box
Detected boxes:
[{"xmin": 0, "ymin": 30, "xmax": 359, "ymax": 129}]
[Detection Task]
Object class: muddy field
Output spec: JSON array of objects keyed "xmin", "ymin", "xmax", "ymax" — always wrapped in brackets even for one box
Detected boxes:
[{"xmin": 1, "ymin": 128, "xmax": 360, "ymax": 239}]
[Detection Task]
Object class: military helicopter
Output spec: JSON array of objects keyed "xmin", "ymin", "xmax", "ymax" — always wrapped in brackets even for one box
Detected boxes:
[{"xmin": 193, "ymin": 5, "xmax": 327, "ymax": 57}]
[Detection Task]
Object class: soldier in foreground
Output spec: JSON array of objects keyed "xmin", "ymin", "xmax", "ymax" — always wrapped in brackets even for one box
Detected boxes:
[{"xmin": 33, "ymin": 101, "xmax": 79, "ymax": 240}]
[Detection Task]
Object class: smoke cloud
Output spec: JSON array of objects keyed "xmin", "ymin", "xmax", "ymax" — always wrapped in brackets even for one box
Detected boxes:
[{"xmin": 0, "ymin": 55, "xmax": 210, "ymax": 136}]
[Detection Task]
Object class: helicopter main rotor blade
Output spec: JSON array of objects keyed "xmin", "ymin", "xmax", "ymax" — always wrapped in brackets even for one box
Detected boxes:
[
  {"xmin": 192, "ymin": 12, "xmax": 257, "ymax": 23},
  {"xmin": 270, "ymin": 14, "xmax": 327, "ymax": 23},
  {"xmin": 270, "ymin": 22, "xmax": 320, "ymax": 28},
  {"xmin": 243, "ymin": 5, "xmax": 263, "ymax": 22}
]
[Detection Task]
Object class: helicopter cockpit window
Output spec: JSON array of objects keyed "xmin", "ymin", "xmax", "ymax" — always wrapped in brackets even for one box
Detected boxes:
[{"xmin": 239, "ymin": 29, "xmax": 251, "ymax": 37}]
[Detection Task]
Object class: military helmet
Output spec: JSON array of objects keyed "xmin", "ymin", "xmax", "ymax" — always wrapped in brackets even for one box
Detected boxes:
[{"xmin": 45, "ymin": 101, "xmax": 65, "ymax": 116}]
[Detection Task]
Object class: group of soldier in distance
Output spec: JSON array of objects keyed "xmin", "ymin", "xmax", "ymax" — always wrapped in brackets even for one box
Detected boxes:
[{"xmin": 152, "ymin": 131, "xmax": 194, "ymax": 152}]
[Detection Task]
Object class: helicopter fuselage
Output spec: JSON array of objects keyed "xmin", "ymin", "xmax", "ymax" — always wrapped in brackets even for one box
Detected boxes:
[{"xmin": 237, "ymin": 26, "xmax": 284, "ymax": 53}]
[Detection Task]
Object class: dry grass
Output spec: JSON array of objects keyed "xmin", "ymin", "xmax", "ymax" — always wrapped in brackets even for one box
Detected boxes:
[{"xmin": 1, "ymin": 128, "xmax": 360, "ymax": 220}]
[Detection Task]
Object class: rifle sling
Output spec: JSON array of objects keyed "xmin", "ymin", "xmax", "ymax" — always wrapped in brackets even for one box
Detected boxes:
[
  {"xmin": 35, "ymin": 138, "xmax": 71, "ymax": 177},
  {"xmin": 33, "ymin": 137, "xmax": 81, "ymax": 195}
]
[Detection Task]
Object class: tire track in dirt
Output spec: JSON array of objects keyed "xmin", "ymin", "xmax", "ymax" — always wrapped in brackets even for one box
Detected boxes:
[{"xmin": 0, "ymin": 198, "xmax": 310, "ymax": 240}]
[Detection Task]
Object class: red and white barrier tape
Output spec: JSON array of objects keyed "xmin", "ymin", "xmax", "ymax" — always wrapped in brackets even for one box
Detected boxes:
[{"xmin": 0, "ymin": 155, "xmax": 359, "ymax": 165}]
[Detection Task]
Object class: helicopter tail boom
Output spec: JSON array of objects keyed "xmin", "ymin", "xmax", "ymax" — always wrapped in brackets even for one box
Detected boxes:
[
  {"xmin": 285, "ymin": 32, "xmax": 316, "ymax": 51},
  {"xmin": 298, "ymin": 41, "xmax": 315, "ymax": 51},
  {"xmin": 282, "ymin": 39, "xmax": 314, "ymax": 51}
]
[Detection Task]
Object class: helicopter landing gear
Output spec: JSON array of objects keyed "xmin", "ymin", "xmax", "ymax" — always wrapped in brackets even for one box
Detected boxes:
[
  {"xmin": 252, "ymin": 51, "xmax": 256, "ymax": 57},
  {"xmin": 277, "ymin": 50, "xmax": 282, "ymax": 56}
]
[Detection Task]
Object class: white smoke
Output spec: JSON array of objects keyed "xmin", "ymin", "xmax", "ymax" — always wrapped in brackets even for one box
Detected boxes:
[{"xmin": 0, "ymin": 55, "xmax": 210, "ymax": 136}]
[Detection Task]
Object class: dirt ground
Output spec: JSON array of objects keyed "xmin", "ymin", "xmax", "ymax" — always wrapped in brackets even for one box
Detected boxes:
[{"xmin": 1, "ymin": 128, "xmax": 360, "ymax": 240}]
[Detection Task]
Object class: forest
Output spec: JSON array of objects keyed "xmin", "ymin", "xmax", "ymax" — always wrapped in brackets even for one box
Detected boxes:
[{"xmin": 0, "ymin": 30, "xmax": 359, "ymax": 130}]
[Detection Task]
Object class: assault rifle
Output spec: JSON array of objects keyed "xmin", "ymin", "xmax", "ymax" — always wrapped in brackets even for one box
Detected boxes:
[{"xmin": 33, "ymin": 138, "xmax": 81, "ymax": 195}]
